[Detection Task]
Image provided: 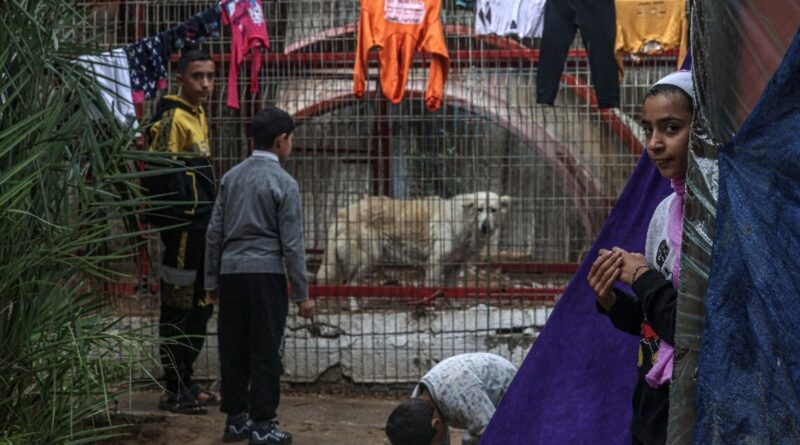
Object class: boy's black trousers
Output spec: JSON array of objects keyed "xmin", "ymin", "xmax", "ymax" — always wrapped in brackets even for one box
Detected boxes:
[
  {"xmin": 159, "ymin": 302, "xmax": 214, "ymax": 394},
  {"xmin": 159, "ymin": 229, "xmax": 213, "ymax": 396},
  {"xmin": 218, "ymin": 273, "xmax": 289, "ymax": 422}
]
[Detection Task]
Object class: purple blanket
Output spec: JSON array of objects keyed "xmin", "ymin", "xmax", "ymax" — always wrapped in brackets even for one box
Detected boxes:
[{"xmin": 481, "ymin": 154, "xmax": 671, "ymax": 444}]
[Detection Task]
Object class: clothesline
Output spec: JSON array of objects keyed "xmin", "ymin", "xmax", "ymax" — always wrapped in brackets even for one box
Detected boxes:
[
  {"xmin": 78, "ymin": 0, "xmax": 269, "ymax": 123},
  {"xmin": 165, "ymin": 48, "xmax": 679, "ymax": 66},
  {"xmin": 79, "ymin": 0, "xmax": 687, "ymax": 125}
]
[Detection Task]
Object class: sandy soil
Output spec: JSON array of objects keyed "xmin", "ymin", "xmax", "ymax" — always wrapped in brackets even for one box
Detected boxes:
[{"xmin": 108, "ymin": 391, "xmax": 464, "ymax": 445}]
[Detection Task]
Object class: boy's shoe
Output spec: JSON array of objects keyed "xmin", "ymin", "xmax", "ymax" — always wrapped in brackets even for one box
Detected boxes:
[
  {"xmin": 190, "ymin": 383, "xmax": 221, "ymax": 406},
  {"xmin": 157, "ymin": 390, "xmax": 207, "ymax": 415},
  {"xmin": 223, "ymin": 415, "xmax": 253, "ymax": 443},
  {"xmin": 250, "ymin": 421, "xmax": 292, "ymax": 445}
]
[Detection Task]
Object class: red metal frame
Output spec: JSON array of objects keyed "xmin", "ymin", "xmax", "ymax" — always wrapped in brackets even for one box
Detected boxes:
[
  {"xmin": 292, "ymin": 87, "xmax": 593, "ymax": 302},
  {"xmin": 189, "ymin": 54, "xmax": 664, "ymax": 160},
  {"xmin": 375, "ymin": 100, "xmax": 391, "ymax": 196},
  {"xmin": 178, "ymin": 49, "xmax": 676, "ymax": 69},
  {"xmin": 291, "ymin": 92, "xmax": 601, "ymax": 234},
  {"xmin": 274, "ymin": 21, "xmax": 670, "ymax": 157},
  {"xmin": 305, "ymin": 248, "xmax": 577, "ymax": 274},
  {"xmin": 310, "ymin": 285, "xmax": 562, "ymax": 304}
]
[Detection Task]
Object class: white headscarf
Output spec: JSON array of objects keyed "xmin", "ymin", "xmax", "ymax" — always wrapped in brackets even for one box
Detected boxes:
[{"xmin": 651, "ymin": 70, "xmax": 694, "ymax": 101}]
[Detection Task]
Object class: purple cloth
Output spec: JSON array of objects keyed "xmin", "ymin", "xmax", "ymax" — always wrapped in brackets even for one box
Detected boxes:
[{"xmin": 480, "ymin": 154, "xmax": 671, "ymax": 445}]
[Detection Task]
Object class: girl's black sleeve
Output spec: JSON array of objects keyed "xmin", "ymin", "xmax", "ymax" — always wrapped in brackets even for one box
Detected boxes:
[
  {"xmin": 596, "ymin": 289, "xmax": 643, "ymax": 336},
  {"xmin": 632, "ymin": 269, "xmax": 677, "ymax": 344}
]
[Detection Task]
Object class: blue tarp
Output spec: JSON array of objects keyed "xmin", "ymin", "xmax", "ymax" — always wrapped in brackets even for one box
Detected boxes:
[
  {"xmin": 694, "ymin": 29, "xmax": 800, "ymax": 444},
  {"xmin": 481, "ymin": 154, "xmax": 671, "ymax": 444}
]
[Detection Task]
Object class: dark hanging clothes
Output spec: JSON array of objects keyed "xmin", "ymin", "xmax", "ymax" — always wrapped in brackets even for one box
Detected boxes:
[
  {"xmin": 168, "ymin": 5, "xmax": 223, "ymax": 51},
  {"xmin": 536, "ymin": 0, "xmax": 620, "ymax": 109}
]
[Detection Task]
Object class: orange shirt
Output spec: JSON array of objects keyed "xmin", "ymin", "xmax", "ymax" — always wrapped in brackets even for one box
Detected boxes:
[{"xmin": 354, "ymin": 0, "xmax": 450, "ymax": 111}]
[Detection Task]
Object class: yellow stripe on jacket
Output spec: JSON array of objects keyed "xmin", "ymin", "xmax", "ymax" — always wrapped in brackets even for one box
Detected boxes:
[{"xmin": 148, "ymin": 95, "xmax": 211, "ymax": 156}]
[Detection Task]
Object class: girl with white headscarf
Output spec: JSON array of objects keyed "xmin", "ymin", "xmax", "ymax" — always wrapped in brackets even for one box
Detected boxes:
[{"xmin": 588, "ymin": 71, "xmax": 693, "ymax": 445}]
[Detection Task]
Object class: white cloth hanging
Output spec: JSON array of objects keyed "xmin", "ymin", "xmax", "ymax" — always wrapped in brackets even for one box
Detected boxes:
[
  {"xmin": 475, "ymin": 0, "xmax": 547, "ymax": 39},
  {"xmin": 77, "ymin": 48, "xmax": 138, "ymax": 128}
]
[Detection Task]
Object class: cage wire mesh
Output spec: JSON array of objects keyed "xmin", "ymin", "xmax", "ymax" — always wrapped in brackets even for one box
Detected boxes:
[{"xmin": 81, "ymin": 0, "xmax": 680, "ymax": 385}]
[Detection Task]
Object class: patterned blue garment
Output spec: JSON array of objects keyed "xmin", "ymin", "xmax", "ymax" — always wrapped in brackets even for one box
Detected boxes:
[
  {"xmin": 125, "ymin": 34, "xmax": 168, "ymax": 105},
  {"xmin": 124, "ymin": 5, "xmax": 221, "ymax": 105}
]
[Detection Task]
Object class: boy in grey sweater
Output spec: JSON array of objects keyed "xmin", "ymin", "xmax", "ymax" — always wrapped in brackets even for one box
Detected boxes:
[{"xmin": 205, "ymin": 106, "xmax": 314, "ymax": 445}]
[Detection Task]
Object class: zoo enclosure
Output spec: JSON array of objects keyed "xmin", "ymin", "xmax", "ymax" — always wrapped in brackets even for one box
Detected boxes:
[{"xmin": 84, "ymin": 0, "xmax": 680, "ymax": 384}]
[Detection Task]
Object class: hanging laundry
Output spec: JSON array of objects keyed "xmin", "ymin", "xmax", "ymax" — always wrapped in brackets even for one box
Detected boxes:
[
  {"xmin": 354, "ymin": 0, "xmax": 450, "ymax": 112},
  {"xmin": 536, "ymin": 0, "xmax": 619, "ymax": 109},
  {"xmin": 122, "ymin": 5, "xmax": 222, "ymax": 108},
  {"xmin": 78, "ymin": 48, "xmax": 137, "ymax": 127},
  {"xmin": 475, "ymin": 0, "xmax": 547, "ymax": 39},
  {"xmin": 125, "ymin": 35, "xmax": 169, "ymax": 106},
  {"xmin": 168, "ymin": 5, "xmax": 223, "ymax": 52},
  {"xmin": 615, "ymin": 0, "xmax": 686, "ymax": 58},
  {"xmin": 222, "ymin": 0, "xmax": 270, "ymax": 110}
]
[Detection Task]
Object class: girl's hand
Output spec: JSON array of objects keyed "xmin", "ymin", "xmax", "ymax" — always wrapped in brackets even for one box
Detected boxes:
[
  {"xmin": 588, "ymin": 249, "xmax": 622, "ymax": 310},
  {"xmin": 611, "ymin": 247, "xmax": 649, "ymax": 285}
]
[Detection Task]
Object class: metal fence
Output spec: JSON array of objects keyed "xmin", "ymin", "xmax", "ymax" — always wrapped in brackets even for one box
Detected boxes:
[{"xmin": 86, "ymin": 0, "xmax": 679, "ymax": 385}]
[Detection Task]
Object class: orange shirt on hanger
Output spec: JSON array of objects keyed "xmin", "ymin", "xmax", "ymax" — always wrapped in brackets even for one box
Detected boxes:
[{"xmin": 354, "ymin": 0, "xmax": 450, "ymax": 111}]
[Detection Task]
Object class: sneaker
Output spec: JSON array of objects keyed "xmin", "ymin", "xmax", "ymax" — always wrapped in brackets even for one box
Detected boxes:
[
  {"xmin": 223, "ymin": 415, "xmax": 253, "ymax": 443},
  {"xmin": 250, "ymin": 421, "xmax": 292, "ymax": 444}
]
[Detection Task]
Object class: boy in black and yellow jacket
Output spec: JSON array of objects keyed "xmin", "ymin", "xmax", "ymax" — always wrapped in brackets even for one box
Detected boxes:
[{"xmin": 144, "ymin": 49, "xmax": 218, "ymax": 415}]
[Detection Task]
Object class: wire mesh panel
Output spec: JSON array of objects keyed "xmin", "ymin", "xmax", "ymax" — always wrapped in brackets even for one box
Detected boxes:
[{"xmin": 80, "ymin": 0, "xmax": 680, "ymax": 385}]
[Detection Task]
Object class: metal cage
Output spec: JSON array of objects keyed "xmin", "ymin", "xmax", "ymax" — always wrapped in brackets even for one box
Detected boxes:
[{"xmin": 86, "ymin": 0, "xmax": 679, "ymax": 384}]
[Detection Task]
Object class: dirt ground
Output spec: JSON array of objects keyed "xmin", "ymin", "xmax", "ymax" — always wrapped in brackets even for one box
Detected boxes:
[{"xmin": 110, "ymin": 391, "xmax": 467, "ymax": 445}]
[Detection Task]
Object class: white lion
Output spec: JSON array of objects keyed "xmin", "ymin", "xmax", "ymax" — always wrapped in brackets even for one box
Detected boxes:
[{"xmin": 316, "ymin": 192, "xmax": 510, "ymax": 286}]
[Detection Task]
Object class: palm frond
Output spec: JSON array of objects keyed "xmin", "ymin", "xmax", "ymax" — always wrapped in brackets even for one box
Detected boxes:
[{"xmin": 0, "ymin": 1, "xmax": 166, "ymax": 442}]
